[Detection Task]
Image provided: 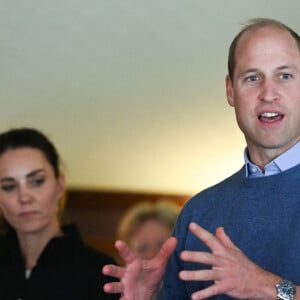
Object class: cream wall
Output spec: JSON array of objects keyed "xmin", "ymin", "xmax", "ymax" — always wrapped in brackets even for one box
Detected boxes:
[{"xmin": 1, "ymin": 1, "xmax": 298, "ymax": 194}]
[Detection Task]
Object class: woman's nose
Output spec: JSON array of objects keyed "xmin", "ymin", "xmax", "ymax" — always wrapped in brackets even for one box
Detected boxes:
[{"xmin": 18, "ymin": 186, "xmax": 33, "ymax": 204}]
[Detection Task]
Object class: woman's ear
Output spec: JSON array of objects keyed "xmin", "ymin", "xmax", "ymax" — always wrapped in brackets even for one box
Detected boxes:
[
  {"xmin": 226, "ymin": 75, "xmax": 235, "ymax": 107},
  {"xmin": 56, "ymin": 173, "xmax": 65, "ymax": 201},
  {"xmin": 55, "ymin": 173, "xmax": 66, "ymax": 220}
]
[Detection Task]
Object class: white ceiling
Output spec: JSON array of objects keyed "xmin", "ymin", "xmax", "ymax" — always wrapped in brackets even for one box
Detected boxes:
[{"xmin": 1, "ymin": 1, "xmax": 299, "ymax": 194}]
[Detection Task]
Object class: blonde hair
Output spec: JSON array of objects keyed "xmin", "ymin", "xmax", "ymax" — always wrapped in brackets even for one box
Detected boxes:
[{"xmin": 117, "ymin": 200, "xmax": 181, "ymax": 243}]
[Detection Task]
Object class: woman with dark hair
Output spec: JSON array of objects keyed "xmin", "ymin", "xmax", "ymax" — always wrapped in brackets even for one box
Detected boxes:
[{"xmin": 0, "ymin": 127, "xmax": 118, "ymax": 300}]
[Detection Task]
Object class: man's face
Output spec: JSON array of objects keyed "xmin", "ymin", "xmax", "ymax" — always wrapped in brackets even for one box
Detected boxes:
[{"xmin": 226, "ymin": 26, "xmax": 300, "ymax": 164}]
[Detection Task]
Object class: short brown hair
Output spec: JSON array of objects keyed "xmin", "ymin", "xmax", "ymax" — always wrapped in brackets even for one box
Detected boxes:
[{"xmin": 227, "ymin": 18, "xmax": 300, "ymax": 81}]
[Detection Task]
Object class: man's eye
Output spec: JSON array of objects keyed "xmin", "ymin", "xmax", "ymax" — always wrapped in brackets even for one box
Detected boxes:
[
  {"xmin": 246, "ymin": 75, "xmax": 258, "ymax": 82},
  {"xmin": 1, "ymin": 185, "xmax": 16, "ymax": 192},
  {"xmin": 280, "ymin": 73, "xmax": 292, "ymax": 80}
]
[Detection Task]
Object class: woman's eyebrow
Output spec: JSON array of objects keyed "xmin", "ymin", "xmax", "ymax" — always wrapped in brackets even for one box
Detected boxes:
[
  {"xmin": 26, "ymin": 169, "xmax": 45, "ymax": 178},
  {"xmin": 0, "ymin": 177, "xmax": 15, "ymax": 183},
  {"xmin": 0, "ymin": 169, "xmax": 45, "ymax": 183}
]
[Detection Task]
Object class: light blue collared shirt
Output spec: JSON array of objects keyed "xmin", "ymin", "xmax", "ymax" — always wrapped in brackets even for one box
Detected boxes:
[{"xmin": 245, "ymin": 141, "xmax": 300, "ymax": 178}]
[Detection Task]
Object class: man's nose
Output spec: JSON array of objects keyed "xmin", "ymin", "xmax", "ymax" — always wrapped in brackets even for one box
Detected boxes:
[{"xmin": 259, "ymin": 78, "xmax": 279, "ymax": 102}]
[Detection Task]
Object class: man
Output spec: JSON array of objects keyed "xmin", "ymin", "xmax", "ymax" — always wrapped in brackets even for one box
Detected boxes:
[{"xmin": 103, "ymin": 18, "xmax": 300, "ymax": 300}]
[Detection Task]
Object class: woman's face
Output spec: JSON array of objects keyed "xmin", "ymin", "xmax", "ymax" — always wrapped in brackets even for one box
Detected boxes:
[
  {"xmin": 129, "ymin": 219, "xmax": 172, "ymax": 259},
  {"xmin": 0, "ymin": 148, "xmax": 64, "ymax": 235}
]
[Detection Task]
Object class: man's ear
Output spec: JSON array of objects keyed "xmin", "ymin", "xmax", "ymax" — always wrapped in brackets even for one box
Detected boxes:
[{"xmin": 226, "ymin": 75, "xmax": 235, "ymax": 107}]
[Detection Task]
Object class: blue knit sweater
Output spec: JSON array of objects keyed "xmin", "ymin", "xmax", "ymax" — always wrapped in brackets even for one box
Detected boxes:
[{"xmin": 159, "ymin": 164, "xmax": 300, "ymax": 299}]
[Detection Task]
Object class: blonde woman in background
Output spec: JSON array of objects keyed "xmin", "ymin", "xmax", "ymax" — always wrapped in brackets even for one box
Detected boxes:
[{"xmin": 118, "ymin": 200, "xmax": 181, "ymax": 259}]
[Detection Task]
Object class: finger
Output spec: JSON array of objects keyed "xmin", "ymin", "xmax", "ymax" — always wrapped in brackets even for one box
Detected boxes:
[
  {"xmin": 191, "ymin": 283, "xmax": 221, "ymax": 300},
  {"xmin": 189, "ymin": 223, "xmax": 223, "ymax": 253},
  {"xmin": 215, "ymin": 227, "xmax": 237, "ymax": 249},
  {"xmin": 115, "ymin": 240, "xmax": 137, "ymax": 264},
  {"xmin": 155, "ymin": 236, "xmax": 177, "ymax": 264},
  {"xmin": 103, "ymin": 281, "xmax": 123, "ymax": 294},
  {"xmin": 102, "ymin": 264, "xmax": 125, "ymax": 279},
  {"xmin": 180, "ymin": 250, "xmax": 216, "ymax": 265},
  {"xmin": 179, "ymin": 269, "xmax": 217, "ymax": 282}
]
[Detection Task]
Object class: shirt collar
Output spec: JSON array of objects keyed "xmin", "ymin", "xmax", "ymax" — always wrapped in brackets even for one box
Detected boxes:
[{"xmin": 244, "ymin": 141, "xmax": 300, "ymax": 178}]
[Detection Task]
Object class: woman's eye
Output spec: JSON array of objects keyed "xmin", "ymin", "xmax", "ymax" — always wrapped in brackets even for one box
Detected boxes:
[
  {"xmin": 1, "ymin": 184, "xmax": 16, "ymax": 192},
  {"xmin": 31, "ymin": 178, "xmax": 45, "ymax": 187}
]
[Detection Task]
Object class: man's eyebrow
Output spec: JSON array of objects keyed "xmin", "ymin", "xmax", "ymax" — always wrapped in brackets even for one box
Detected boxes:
[
  {"xmin": 239, "ymin": 66, "xmax": 295, "ymax": 77},
  {"xmin": 276, "ymin": 65, "xmax": 294, "ymax": 71},
  {"xmin": 237, "ymin": 68, "xmax": 260, "ymax": 78},
  {"xmin": 243, "ymin": 68, "xmax": 260, "ymax": 74}
]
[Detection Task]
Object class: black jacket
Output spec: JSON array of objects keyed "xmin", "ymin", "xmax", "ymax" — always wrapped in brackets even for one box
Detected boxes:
[{"xmin": 0, "ymin": 224, "xmax": 119, "ymax": 300}]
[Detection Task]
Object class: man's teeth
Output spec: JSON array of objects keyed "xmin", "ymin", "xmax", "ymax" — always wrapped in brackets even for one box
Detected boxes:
[{"xmin": 261, "ymin": 112, "xmax": 279, "ymax": 118}]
